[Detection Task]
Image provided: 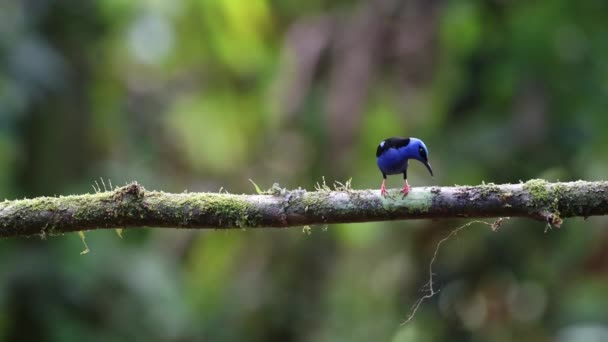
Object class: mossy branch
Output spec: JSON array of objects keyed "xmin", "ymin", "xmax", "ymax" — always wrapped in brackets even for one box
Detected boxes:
[{"xmin": 1, "ymin": 180, "xmax": 607, "ymax": 238}]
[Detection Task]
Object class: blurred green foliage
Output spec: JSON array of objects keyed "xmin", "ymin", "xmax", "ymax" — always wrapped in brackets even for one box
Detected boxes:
[{"xmin": 1, "ymin": 0, "xmax": 608, "ymax": 340}]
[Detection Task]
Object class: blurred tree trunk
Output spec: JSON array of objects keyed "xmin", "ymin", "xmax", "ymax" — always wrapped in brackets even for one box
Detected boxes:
[{"xmin": 16, "ymin": 0, "xmax": 105, "ymax": 196}]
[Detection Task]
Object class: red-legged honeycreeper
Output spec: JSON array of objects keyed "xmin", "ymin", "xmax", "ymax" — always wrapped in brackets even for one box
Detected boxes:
[{"xmin": 376, "ymin": 137, "xmax": 433, "ymax": 197}]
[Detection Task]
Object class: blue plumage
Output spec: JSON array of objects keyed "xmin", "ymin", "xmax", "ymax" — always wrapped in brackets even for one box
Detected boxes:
[{"xmin": 376, "ymin": 137, "xmax": 433, "ymax": 196}]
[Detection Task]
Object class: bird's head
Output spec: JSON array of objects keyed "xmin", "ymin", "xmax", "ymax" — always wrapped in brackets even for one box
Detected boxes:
[{"xmin": 410, "ymin": 138, "xmax": 433, "ymax": 176}]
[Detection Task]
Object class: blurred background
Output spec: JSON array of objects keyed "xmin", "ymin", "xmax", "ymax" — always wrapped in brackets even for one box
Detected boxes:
[{"xmin": 1, "ymin": 0, "xmax": 608, "ymax": 340}]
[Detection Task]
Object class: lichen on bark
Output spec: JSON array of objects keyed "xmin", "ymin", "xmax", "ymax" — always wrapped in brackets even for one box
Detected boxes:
[{"xmin": 1, "ymin": 180, "xmax": 608, "ymax": 238}]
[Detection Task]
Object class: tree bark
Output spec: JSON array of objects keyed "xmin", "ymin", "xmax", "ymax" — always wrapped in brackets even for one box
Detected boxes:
[{"xmin": 1, "ymin": 179, "xmax": 606, "ymax": 238}]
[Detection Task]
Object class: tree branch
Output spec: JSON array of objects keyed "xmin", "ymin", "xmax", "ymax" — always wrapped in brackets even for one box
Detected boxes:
[{"xmin": 1, "ymin": 179, "xmax": 606, "ymax": 238}]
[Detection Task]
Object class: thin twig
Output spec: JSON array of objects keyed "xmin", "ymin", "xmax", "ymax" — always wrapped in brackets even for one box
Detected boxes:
[{"xmin": 401, "ymin": 218, "xmax": 509, "ymax": 325}]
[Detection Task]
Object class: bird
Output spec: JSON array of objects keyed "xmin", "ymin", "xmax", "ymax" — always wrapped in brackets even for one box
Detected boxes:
[{"xmin": 376, "ymin": 137, "xmax": 433, "ymax": 197}]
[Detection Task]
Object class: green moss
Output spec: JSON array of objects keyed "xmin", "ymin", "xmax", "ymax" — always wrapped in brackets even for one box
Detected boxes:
[
  {"xmin": 72, "ymin": 195, "xmax": 109, "ymax": 221},
  {"xmin": 301, "ymin": 192, "xmax": 329, "ymax": 213},
  {"xmin": 270, "ymin": 183, "xmax": 286, "ymax": 196},
  {"xmin": 478, "ymin": 182, "xmax": 501, "ymax": 199},
  {"xmin": 586, "ymin": 181, "xmax": 608, "ymax": 209},
  {"xmin": 165, "ymin": 192, "xmax": 263, "ymax": 228},
  {"xmin": 523, "ymin": 179, "xmax": 552, "ymax": 207},
  {"xmin": 302, "ymin": 225, "xmax": 311, "ymax": 235},
  {"xmin": 523, "ymin": 178, "xmax": 564, "ymax": 226},
  {"xmin": 380, "ymin": 189, "xmax": 433, "ymax": 214}
]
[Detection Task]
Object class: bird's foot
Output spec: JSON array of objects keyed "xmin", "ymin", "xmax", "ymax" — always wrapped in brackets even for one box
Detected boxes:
[
  {"xmin": 380, "ymin": 180, "xmax": 388, "ymax": 197},
  {"xmin": 401, "ymin": 182, "xmax": 410, "ymax": 197}
]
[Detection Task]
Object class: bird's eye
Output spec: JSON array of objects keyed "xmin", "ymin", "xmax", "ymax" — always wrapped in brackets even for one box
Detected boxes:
[{"xmin": 419, "ymin": 147, "xmax": 427, "ymax": 160}]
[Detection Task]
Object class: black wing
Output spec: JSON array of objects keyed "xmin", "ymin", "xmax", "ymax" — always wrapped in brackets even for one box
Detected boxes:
[{"xmin": 376, "ymin": 137, "xmax": 410, "ymax": 157}]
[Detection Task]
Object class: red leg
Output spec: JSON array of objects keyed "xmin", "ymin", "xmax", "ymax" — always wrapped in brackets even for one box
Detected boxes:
[
  {"xmin": 401, "ymin": 179, "xmax": 410, "ymax": 196},
  {"xmin": 380, "ymin": 179, "xmax": 388, "ymax": 197}
]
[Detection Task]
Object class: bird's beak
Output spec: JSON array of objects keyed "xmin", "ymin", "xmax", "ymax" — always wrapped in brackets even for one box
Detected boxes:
[{"xmin": 424, "ymin": 161, "xmax": 434, "ymax": 177}]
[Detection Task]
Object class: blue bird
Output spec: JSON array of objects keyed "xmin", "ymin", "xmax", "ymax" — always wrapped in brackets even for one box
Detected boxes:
[{"xmin": 376, "ymin": 137, "xmax": 433, "ymax": 197}]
